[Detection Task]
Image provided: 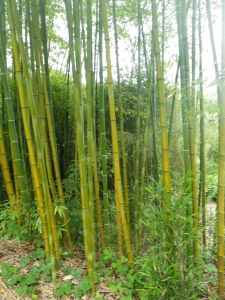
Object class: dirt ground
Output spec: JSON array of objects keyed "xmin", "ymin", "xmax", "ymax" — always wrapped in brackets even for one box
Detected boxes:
[{"xmin": 0, "ymin": 239, "xmax": 118, "ymax": 300}]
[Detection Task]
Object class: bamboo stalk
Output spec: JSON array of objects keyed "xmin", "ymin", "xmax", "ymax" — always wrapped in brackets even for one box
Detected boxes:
[
  {"xmin": 112, "ymin": 0, "xmax": 130, "ymax": 236},
  {"xmin": 206, "ymin": 0, "xmax": 221, "ymax": 105},
  {"xmin": 138, "ymin": 19, "xmax": 152, "ymax": 244},
  {"xmin": 101, "ymin": 0, "xmax": 134, "ymax": 268},
  {"xmin": 0, "ymin": 122, "xmax": 16, "ymax": 208},
  {"xmin": 64, "ymin": 0, "xmax": 95, "ymax": 292},
  {"xmin": 152, "ymin": 0, "xmax": 171, "ymax": 201},
  {"xmin": 150, "ymin": 29, "xmax": 159, "ymax": 185},
  {"xmin": 181, "ymin": 0, "xmax": 198, "ymax": 262},
  {"xmin": 198, "ymin": 0, "xmax": 206, "ymax": 249},
  {"xmin": 134, "ymin": 0, "xmax": 141, "ymax": 252},
  {"xmin": 176, "ymin": 0, "xmax": 192, "ymax": 266},
  {"xmin": 99, "ymin": 0, "xmax": 109, "ymax": 249},
  {"xmin": 0, "ymin": 35, "xmax": 29, "ymax": 211},
  {"xmin": 217, "ymin": 1, "xmax": 225, "ymax": 296},
  {"xmin": 7, "ymin": 0, "xmax": 50, "ymax": 261},
  {"xmin": 39, "ymin": 0, "xmax": 73, "ymax": 252}
]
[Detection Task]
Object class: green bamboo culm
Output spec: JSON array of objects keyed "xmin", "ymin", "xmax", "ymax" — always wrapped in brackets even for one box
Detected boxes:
[
  {"xmin": 112, "ymin": 0, "xmax": 130, "ymax": 236},
  {"xmin": 168, "ymin": 61, "xmax": 179, "ymax": 145},
  {"xmin": 181, "ymin": 0, "xmax": 198, "ymax": 262},
  {"xmin": 39, "ymin": 0, "xmax": 73, "ymax": 253},
  {"xmin": 198, "ymin": 0, "xmax": 206, "ymax": 248},
  {"xmin": 175, "ymin": 0, "xmax": 192, "ymax": 266},
  {"xmin": 0, "ymin": 121, "xmax": 16, "ymax": 209},
  {"xmin": 6, "ymin": 0, "xmax": 57, "ymax": 291},
  {"xmin": 101, "ymin": 0, "xmax": 134, "ymax": 268},
  {"xmin": 99, "ymin": 0, "xmax": 109, "ymax": 249},
  {"xmin": 0, "ymin": 0, "xmax": 6, "ymax": 63},
  {"xmin": 138, "ymin": 20, "xmax": 152, "ymax": 244},
  {"xmin": 0, "ymin": 38, "xmax": 29, "ymax": 211},
  {"xmin": 150, "ymin": 29, "xmax": 159, "ymax": 186},
  {"xmin": 26, "ymin": 0, "xmax": 61, "ymax": 262},
  {"xmin": 134, "ymin": 0, "xmax": 142, "ymax": 253},
  {"xmin": 206, "ymin": 0, "xmax": 221, "ymax": 105},
  {"xmin": 176, "ymin": 0, "xmax": 198, "ymax": 263},
  {"xmin": 84, "ymin": 0, "xmax": 104, "ymax": 252},
  {"xmin": 30, "ymin": 0, "xmax": 61, "ymax": 262},
  {"xmin": 191, "ymin": 0, "xmax": 196, "ymax": 114},
  {"xmin": 86, "ymin": 0, "xmax": 95, "ymax": 261},
  {"xmin": 64, "ymin": 0, "xmax": 95, "ymax": 293},
  {"xmin": 152, "ymin": 0, "xmax": 171, "ymax": 202},
  {"xmin": 217, "ymin": 0, "xmax": 225, "ymax": 296}
]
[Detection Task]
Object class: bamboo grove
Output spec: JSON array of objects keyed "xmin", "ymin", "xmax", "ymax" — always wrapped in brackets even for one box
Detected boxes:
[{"xmin": 0, "ymin": 0, "xmax": 224, "ymax": 297}]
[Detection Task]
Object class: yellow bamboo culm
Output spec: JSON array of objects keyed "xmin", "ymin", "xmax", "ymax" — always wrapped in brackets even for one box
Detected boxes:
[
  {"xmin": 0, "ymin": 124, "xmax": 16, "ymax": 208},
  {"xmin": 217, "ymin": 1, "xmax": 225, "ymax": 296},
  {"xmin": 152, "ymin": 0, "xmax": 171, "ymax": 200},
  {"xmin": 6, "ymin": 0, "xmax": 50, "ymax": 256},
  {"xmin": 102, "ymin": 0, "xmax": 134, "ymax": 269}
]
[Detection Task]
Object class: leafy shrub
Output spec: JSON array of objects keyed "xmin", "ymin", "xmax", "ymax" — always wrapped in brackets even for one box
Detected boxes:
[
  {"xmin": 134, "ymin": 183, "xmax": 214, "ymax": 300},
  {"xmin": 0, "ymin": 201, "xmax": 41, "ymax": 243}
]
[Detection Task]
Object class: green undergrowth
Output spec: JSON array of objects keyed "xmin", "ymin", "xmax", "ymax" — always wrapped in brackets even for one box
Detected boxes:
[
  {"xmin": 0, "ymin": 246, "xmax": 136, "ymax": 299},
  {"xmin": 133, "ymin": 182, "xmax": 219, "ymax": 300}
]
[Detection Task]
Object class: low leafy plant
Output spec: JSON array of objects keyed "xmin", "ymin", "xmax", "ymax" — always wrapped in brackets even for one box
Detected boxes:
[
  {"xmin": 0, "ymin": 247, "xmax": 93, "ymax": 298},
  {"xmin": 97, "ymin": 249, "xmax": 135, "ymax": 299},
  {"xmin": 0, "ymin": 251, "xmax": 51, "ymax": 297},
  {"xmin": 134, "ymin": 182, "xmax": 217, "ymax": 300},
  {"xmin": 62, "ymin": 163, "xmax": 84, "ymax": 242},
  {"xmin": 0, "ymin": 244, "xmax": 173, "ymax": 299},
  {"xmin": 0, "ymin": 201, "xmax": 41, "ymax": 243},
  {"xmin": 74, "ymin": 275, "xmax": 91, "ymax": 298},
  {"xmin": 56, "ymin": 280, "xmax": 71, "ymax": 297}
]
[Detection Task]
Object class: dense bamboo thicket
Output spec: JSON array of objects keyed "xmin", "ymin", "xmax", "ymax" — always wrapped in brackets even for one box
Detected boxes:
[{"xmin": 0, "ymin": 0, "xmax": 224, "ymax": 298}]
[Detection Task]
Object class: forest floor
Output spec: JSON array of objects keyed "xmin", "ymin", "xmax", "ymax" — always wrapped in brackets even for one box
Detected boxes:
[
  {"xmin": 0, "ymin": 239, "xmax": 119, "ymax": 300},
  {"xmin": 0, "ymin": 202, "xmax": 221, "ymax": 300}
]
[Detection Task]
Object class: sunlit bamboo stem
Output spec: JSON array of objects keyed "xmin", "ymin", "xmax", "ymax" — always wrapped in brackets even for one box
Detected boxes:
[
  {"xmin": 99, "ymin": 0, "xmax": 109, "ymax": 249},
  {"xmin": 198, "ymin": 0, "xmax": 206, "ymax": 249},
  {"xmin": 101, "ymin": 0, "xmax": 134, "ymax": 268},
  {"xmin": 217, "ymin": 0, "xmax": 225, "ymax": 296},
  {"xmin": 152, "ymin": 0, "xmax": 171, "ymax": 201},
  {"xmin": 112, "ymin": 0, "xmax": 130, "ymax": 236}
]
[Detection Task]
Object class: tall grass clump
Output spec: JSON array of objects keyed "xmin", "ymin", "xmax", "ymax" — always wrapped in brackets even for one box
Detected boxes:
[{"xmin": 134, "ymin": 178, "xmax": 217, "ymax": 300}]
